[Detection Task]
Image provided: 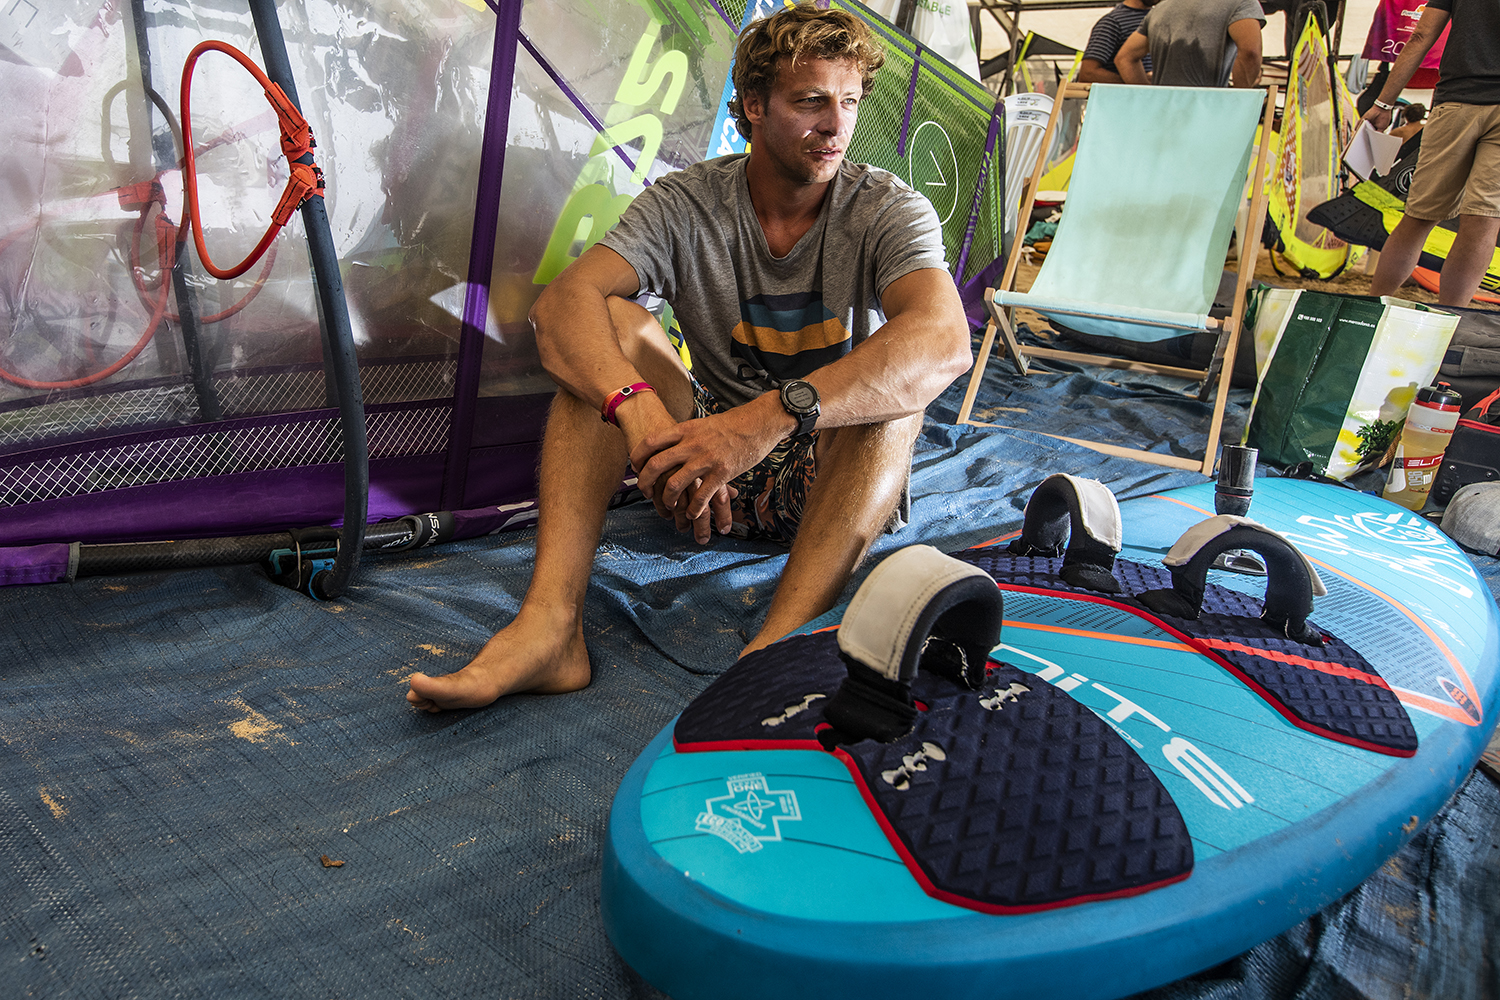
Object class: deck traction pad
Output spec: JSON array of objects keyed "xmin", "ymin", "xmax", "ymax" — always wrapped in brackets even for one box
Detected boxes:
[
  {"xmin": 674, "ymin": 630, "xmax": 1194, "ymax": 913},
  {"xmin": 955, "ymin": 547, "xmax": 1419, "ymax": 756}
]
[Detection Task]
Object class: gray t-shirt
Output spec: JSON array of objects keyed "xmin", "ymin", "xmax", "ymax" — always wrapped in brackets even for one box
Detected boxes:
[
  {"xmin": 599, "ymin": 155, "xmax": 948, "ymax": 408},
  {"xmin": 1139, "ymin": 0, "xmax": 1265, "ymax": 88}
]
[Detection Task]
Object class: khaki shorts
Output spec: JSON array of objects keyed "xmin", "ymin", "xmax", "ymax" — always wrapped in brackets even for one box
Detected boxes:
[{"xmin": 1405, "ymin": 101, "xmax": 1500, "ymax": 221}]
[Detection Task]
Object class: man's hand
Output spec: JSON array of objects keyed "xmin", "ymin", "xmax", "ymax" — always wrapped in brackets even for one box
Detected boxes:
[
  {"xmin": 1356, "ymin": 4, "xmax": 1449, "ymax": 132},
  {"xmin": 629, "ymin": 400, "xmax": 787, "ymax": 543},
  {"xmin": 1361, "ymin": 104, "xmax": 1395, "ymax": 132}
]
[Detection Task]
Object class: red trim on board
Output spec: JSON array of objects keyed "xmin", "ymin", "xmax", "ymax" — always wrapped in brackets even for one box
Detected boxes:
[
  {"xmin": 1141, "ymin": 492, "xmax": 1482, "ymax": 727},
  {"xmin": 992, "ymin": 582, "xmax": 1417, "ymax": 757},
  {"xmin": 1307, "ymin": 558, "xmax": 1483, "ymax": 728},
  {"xmin": 673, "ymin": 737, "xmax": 823, "ymax": 754},
  {"xmin": 1197, "ymin": 637, "xmax": 1392, "ymax": 690}
]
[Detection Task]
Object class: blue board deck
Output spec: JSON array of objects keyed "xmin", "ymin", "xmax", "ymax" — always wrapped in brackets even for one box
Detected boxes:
[{"xmin": 602, "ymin": 479, "xmax": 1500, "ymax": 1000}]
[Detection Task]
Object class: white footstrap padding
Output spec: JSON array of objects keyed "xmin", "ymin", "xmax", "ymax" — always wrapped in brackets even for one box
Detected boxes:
[
  {"xmin": 1163, "ymin": 515, "xmax": 1327, "ymax": 596},
  {"xmin": 839, "ymin": 545, "xmax": 997, "ymax": 684},
  {"xmin": 1041, "ymin": 473, "xmax": 1123, "ymax": 550}
]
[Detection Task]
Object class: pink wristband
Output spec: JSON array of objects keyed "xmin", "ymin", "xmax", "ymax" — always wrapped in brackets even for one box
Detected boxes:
[{"xmin": 601, "ymin": 382, "xmax": 655, "ymax": 425}]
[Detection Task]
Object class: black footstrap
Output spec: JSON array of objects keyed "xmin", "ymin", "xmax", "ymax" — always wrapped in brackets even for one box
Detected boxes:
[{"xmin": 956, "ymin": 542, "xmax": 1419, "ymax": 757}]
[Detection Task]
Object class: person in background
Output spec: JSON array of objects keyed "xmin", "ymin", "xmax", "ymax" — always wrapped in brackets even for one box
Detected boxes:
[
  {"xmin": 1365, "ymin": 0, "xmax": 1500, "ymax": 307},
  {"xmin": 1115, "ymin": 0, "xmax": 1265, "ymax": 89},
  {"xmin": 1391, "ymin": 102, "xmax": 1427, "ymax": 141},
  {"xmin": 1077, "ymin": 0, "xmax": 1160, "ymax": 85}
]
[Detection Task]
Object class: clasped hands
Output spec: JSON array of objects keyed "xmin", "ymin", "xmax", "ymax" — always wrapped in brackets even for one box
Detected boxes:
[{"xmin": 623, "ymin": 400, "xmax": 784, "ymax": 544}]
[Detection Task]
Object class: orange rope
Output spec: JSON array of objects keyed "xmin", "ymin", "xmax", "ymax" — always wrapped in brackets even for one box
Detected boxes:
[
  {"xmin": 0, "ymin": 43, "xmax": 312, "ymax": 391},
  {"xmin": 125, "ymin": 183, "xmax": 277, "ymax": 324},
  {"xmin": 180, "ymin": 40, "xmax": 324, "ymax": 280},
  {"xmin": 0, "ymin": 221, "xmax": 171, "ymax": 391}
]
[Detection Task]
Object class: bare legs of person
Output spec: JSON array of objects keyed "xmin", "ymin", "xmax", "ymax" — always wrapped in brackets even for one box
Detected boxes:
[
  {"xmin": 1370, "ymin": 214, "xmax": 1438, "ymax": 299},
  {"xmin": 1370, "ymin": 212, "xmax": 1500, "ymax": 306},
  {"xmin": 1434, "ymin": 214, "xmax": 1500, "ymax": 306},
  {"xmin": 406, "ymin": 301, "xmax": 695, "ymax": 712},
  {"xmin": 406, "ymin": 302, "xmax": 924, "ymax": 708},
  {"xmin": 741, "ymin": 411, "xmax": 924, "ymax": 656}
]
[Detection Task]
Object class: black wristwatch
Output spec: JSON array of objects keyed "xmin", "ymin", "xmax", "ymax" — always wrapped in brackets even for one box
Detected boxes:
[{"xmin": 779, "ymin": 379, "xmax": 820, "ymax": 438}]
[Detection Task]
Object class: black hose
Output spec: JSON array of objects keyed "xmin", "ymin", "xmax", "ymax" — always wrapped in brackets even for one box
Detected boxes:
[{"xmin": 246, "ymin": 0, "xmax": 369, "ymax": 600}]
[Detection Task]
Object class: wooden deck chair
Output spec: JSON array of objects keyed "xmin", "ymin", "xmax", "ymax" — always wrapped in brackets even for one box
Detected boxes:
[{"xmin": 957, "ymin": 82, "xmax": 1277, "ymax": 476}]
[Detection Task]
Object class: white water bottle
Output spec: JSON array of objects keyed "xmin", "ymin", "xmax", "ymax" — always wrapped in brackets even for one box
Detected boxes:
[{"xmin": 1383, "ymin": 382, "xmax": 1464, "ymax": 511}]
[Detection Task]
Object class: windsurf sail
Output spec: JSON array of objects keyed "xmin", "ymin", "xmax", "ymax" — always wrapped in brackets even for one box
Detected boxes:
[
  {"xmin": 1263, "ymin": 4, "xmax": 1358, "ymax": 279},
  {"xmin": 0, "ymin": 0, "xmax": 1006, "ymax": 570}
]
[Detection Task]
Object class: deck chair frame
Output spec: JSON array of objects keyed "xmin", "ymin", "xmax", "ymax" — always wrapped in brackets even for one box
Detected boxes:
[{"xmin": 956, "ymin": 82, "xmax": 1278, "ymax": 477}]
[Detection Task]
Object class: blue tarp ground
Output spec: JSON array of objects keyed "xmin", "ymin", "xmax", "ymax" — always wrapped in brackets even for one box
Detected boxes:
[{"xmin": 3, "ymin": 331, "xmax": 1498, "ymax": 1000}]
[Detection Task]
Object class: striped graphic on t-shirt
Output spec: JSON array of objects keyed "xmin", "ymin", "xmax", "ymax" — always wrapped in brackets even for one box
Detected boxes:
[{"xmin": 731, "ymin": 291, "xmax": 852, "ymax": 381}]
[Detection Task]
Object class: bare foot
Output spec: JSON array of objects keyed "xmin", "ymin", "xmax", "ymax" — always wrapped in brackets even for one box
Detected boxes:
[{"xmin": 406, "ymin": 614, "xmax": 591, "ymax": 712}]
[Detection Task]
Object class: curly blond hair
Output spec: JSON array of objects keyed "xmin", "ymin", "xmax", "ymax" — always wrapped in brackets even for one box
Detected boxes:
[{"xmin": 726, "ymin": 4, "xmax": 885, "ymax": 141}]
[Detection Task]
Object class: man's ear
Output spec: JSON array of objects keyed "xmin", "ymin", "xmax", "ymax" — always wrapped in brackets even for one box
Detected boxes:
[{"xmin": 741, "ymin": 88, "xmax": 765, "ymax": 129}]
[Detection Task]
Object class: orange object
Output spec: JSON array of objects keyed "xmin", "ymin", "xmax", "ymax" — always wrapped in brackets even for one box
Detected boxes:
[
  {"xmin": 1411, "ymin": 265, "xmax": 1500, "ymax": 305},
  {"xmin": 180, "ymin": 40, "xmax": 325, "ymax": 280}
]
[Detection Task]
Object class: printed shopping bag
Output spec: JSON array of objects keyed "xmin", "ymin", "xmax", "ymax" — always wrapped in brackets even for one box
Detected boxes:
[{"xmin": 1243, "ymin": 288, "xmax": 1458, "ymax": 479}]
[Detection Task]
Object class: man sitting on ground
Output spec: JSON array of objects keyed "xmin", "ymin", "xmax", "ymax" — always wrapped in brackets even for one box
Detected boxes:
[
  {"xmin": 1077, "ymin": 0, "xmax": 1159, "ymax": 85},
  {"xmin": 1116, "ymin": 0, "xmax": 1265, "ymax": 89},
  {"xmin": 407, "ymin": 4, "xmax": 971, "ymax": 712}
]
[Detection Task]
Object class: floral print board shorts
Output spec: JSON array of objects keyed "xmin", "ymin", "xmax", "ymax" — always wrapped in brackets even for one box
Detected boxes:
[{"xmin": 691, "ymin": 376, "xmax": 816, "ymax": 543}]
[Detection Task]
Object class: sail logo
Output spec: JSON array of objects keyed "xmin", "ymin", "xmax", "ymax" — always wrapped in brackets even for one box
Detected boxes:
[
  {"xmin": 696, "ymin": 772, "xmax": 802, "ymax": 853},
  {"xmin": 533, "ymin": 21, "xmax": 689, "ymax": 285}
]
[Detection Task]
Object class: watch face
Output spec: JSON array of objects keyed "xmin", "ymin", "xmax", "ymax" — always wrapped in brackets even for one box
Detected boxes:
[{"xmin": 783, "ymin": 381, "xmax": 818, "ymax": 411}]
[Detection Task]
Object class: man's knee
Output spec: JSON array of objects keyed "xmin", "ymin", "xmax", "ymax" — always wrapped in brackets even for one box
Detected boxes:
[
  {"xmin": 810, "ymin": 415, "xmax": 922, "ymax": 517},
  {"xmin": 605, "ymin": 297, "xmax": 665, "ymax": 357},
  {"xmin": 818, "ymin": 413, "xmax": 923, "ymax": 467}
]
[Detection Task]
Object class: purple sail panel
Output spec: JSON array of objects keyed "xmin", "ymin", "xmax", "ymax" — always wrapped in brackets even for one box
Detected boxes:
[{"xmin": 0, "ymin": 543, "xmax": 73, "ymax": 585}]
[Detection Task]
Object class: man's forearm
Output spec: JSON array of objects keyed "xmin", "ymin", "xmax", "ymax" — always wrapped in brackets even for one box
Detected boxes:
[
  {"xmin": 1078, "ymin": 60, "xmax": 1124, "ymax": 85},
  {"xmin": 1231, "ymin": 51, "xmax": 1261, "ymax": 88},
  {"xmin": 533, "ymin": 289, "xmax": 639, "ymax": 409},
  {"xmin": 529, "ymin": 245, "xmax": 645, "ymax": 410},
  {"xmin": 1118, "ymin": 56, "xmax": 1149, "ymax": 85},
  {"xmin": 800, "ymin": 271, "xmax": 971, "ymax": 428}
]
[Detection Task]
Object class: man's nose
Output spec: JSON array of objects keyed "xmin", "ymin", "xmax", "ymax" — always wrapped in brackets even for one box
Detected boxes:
[{"xmin": 819, "ymin": 105, "xmax": 854, "ymax": 136}]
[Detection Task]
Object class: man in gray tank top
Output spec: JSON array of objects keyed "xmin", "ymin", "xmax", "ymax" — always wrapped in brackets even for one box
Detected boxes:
[{"xmin": 407, "ymin": 4, "xmax": 971, "ymax": 712}]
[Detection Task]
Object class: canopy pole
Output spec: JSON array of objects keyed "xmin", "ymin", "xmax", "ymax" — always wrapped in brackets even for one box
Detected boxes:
[{"xmin": 441, "ymin": 0, "xmax": 525, "ymax": 511}]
